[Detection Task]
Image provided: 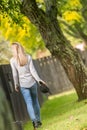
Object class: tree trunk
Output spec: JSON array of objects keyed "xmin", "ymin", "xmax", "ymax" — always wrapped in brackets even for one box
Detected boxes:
[
  {"xmin": 21, "ymin": 0, "xmax": 87, "ymax": 100},
  {"xmin": 39, "ymin": 20, "xmax": 87, "ymax": 100}
]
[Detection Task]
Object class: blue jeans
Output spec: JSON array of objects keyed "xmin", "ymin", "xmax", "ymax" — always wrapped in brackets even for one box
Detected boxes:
[{"xmin": 20, "ymin": 83, "xmax": 41, "ymax": 122}]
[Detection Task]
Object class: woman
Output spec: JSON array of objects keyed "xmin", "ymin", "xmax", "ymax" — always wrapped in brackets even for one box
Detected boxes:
[{"xmin": 10, "ymin": 42, "xmax": 46, "ymax": 129}]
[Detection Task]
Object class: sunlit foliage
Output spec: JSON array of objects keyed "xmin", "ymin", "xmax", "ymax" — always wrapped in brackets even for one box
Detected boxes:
[
  {"xmin": 63, "ymin": 11, "xmax": 82, "ymax": 23},
  {"xmin": 0, "ymin": 14, "xmax": 45, "ymax": 57}
]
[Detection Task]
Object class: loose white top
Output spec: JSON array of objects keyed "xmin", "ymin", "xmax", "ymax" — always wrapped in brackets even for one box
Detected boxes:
[{"xmin": 10, "ymin": 54, "xmax": 41, "ymax": 88}]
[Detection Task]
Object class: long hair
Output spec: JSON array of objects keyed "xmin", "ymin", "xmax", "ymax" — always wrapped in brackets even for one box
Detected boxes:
[{"xmin": 11, "ymin": 42, "xmax": 28, "ymax": 66}]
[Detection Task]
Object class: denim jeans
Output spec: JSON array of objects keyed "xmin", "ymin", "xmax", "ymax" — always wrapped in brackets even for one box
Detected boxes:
[{"xmin": 20, "ymin": 82, "xmax": 41, "ymax": 122}]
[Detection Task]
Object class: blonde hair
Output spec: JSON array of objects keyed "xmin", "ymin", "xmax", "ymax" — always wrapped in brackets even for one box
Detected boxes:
[{"xmin": 11, "ymin": 42, "xmax": 28, "ymax": 66}]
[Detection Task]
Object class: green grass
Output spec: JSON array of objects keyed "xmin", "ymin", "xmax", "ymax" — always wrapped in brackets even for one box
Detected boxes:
[{"xmin": 24, "ymin": 90, "xmax": 87, "ymax": 130}]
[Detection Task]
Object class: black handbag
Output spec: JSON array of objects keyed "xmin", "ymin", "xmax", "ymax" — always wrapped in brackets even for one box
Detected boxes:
[{"xmin": 39, "ymin": 81, "xmax": 51, "ymax": 94}]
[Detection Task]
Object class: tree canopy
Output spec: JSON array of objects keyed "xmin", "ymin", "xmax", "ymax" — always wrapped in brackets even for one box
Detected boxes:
[
  {"xmin": 0, "ymin": 14, "xmax": 45, "ymax": 54},
  {"xmin": 1, "ymin": 0, "xmax": 87, "ymax": 47},
  {"xmin": 0, "ymin": 0, "xmax": 49, "ymax": 60},
  {"xmin": 58, "ymin": 0, "xmax": 87, "ymax": 45}
]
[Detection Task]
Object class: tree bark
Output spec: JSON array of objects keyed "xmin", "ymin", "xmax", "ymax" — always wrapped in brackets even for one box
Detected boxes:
[{"xmin": 21, "ymin": 0, "xmax": 87, "ymax": 100}]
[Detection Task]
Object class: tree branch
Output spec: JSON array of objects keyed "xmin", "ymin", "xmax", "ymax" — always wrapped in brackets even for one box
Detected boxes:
[
  {"xmin": 75, "ymin": 23, "xmax": 87, "ymax": 41},
  {"xmin": 44, "ymin": 0, "xmax": 58, "ymax": 20}
]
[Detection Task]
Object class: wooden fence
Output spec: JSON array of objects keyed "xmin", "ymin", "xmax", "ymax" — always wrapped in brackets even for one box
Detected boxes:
[{"xmin": 34, "ymin": 55, "xmax": 73, "ymax": 94}]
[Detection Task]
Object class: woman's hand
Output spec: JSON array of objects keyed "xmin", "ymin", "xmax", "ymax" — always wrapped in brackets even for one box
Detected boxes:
[
  {"xmin": 39, "ymin": 80, "xmax": 47, "ymax": 86},
  {"xmin": 15, "ymin": 86, "xmax": 19, "ymax": 92}
]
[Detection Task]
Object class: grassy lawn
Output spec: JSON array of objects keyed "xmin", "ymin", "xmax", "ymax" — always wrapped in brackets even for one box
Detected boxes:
[{"xmin": 24, "ymin": 90, "xmax": 87, "ymax": 130}]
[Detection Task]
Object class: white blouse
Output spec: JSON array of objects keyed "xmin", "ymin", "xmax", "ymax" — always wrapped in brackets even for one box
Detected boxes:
[{"xmin": 10, "ymin": 54, "xmax": 41, "ymax": 88}]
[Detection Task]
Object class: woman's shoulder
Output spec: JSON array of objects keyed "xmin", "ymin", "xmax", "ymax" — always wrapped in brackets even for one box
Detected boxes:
[
  {"xmin": 27, "ymin": 54, "xmax": 32, "ymax": 60},
  {"xmin": 10, "ymin": 57, "xmax": 15, "ymax": 64}
]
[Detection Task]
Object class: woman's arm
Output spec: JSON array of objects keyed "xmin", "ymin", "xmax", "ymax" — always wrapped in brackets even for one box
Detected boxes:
[
  {"xmin": 29, "ymin": 56, "xmax": 47, "ymax": 85},
  {"xmin": 29, "ymin": 56, "xmax": 42, "ymax": 82},
  {"xmin": 10, "ymin": 59, "xmax": 19, "ymax": 92}
]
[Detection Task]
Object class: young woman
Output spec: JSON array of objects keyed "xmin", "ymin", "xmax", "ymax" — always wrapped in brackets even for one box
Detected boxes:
[{"xmin": 10, "ymin": 42, "xmax": 46, "ymax": 129}]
